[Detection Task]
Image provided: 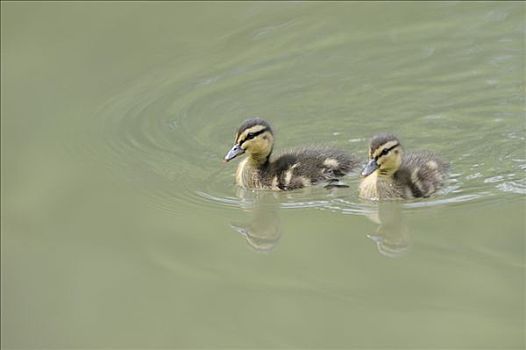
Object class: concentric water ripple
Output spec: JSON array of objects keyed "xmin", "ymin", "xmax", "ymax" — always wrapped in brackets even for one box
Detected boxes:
[{"xmin": 84, "ymin": 8, "xmax": 525, "ymax": 215}]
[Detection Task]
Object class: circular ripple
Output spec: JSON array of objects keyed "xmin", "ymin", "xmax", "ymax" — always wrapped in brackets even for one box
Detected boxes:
[{"xmin": 80, "ymin": 18, "xmax": 525, "ymax": 216}]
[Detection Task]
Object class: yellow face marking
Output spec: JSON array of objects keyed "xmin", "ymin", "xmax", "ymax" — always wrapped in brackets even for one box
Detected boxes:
[
  {"xmin": 374, "ymin": 144, "xmax": 402, "ymax": 176},
  {"xmin": 236, "ymin": 125, "xmax": 268, "ymax": 144},
  {"xmin": 372, "ymin": 140, "xmax": 400, "ymax": 159}
]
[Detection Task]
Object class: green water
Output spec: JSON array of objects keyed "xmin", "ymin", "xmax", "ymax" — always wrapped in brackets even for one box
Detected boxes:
[{"xmin": 1, "ymin": 2, "xmax": 525, "ymax": 348}]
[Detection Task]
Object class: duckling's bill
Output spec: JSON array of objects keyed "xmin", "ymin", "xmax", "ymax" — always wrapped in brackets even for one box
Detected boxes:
[
  {"xmin": 224, "ymin": 143, "xmax": 244, "ymax": 162},
  {"xmin": 362, "ymin": 159, "xmax": 378, "ymax": 176}
]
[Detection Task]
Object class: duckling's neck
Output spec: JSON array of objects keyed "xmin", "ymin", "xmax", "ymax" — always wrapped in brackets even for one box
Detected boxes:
[
  {"xmin": 359, "ymin": 170, "xmax": 401, "ymax": 200},
  {"xmin": 378, "ymin": 168, "xmax": 397, "ymax": 177},
  {"xmin": 360, "ymin": 171, "xmax": 379, "ymax": 199},
  {"xmin": 235, "ymin": 153, "xmax": 271, "ymax": 189},
  {"xmin": 246, "ymin": 150, "xmax": 272, "ymax": 168}
]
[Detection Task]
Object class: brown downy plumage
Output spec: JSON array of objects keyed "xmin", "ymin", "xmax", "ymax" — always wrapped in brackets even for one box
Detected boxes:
[
  {"xmin": 359, "ymin": 134, "xmax": 449, "ymax": 200},
  {"xmin": 224, "ymin": 118, "xmax": 359, "ymax": 190}
]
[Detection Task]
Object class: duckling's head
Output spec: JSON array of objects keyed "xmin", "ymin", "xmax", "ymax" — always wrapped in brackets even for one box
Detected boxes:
[
  {"xmin": 362, "ymin": 134, "xmax": 403, "ymax": 177},
  {"xmin": 224, "ymin": 118, "xmax": 274, "ymax": 163}
]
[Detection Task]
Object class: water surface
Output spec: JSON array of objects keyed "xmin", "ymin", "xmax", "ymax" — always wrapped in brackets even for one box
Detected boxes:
[{"xmin": 1, "ymin": 2, "xmax": 525, "ymax": 348}]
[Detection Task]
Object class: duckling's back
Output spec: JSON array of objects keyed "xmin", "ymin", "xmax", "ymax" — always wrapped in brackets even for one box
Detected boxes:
[
  {"xmin": 395, "ymin": 151, "xmax": 449, "ymax": 198},
  {"xmin": 266, "ymin": 147, "xmax": 358, "ymax": 190}
]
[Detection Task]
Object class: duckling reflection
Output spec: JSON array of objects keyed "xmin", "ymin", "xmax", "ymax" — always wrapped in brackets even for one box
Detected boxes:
[
  {"xmin": 230, "ymin": 189, "xmax": 282, "ymax": 253},
  {"xmin": 366, "ymin": 201, "xmax": 410, "ymax": 258}
]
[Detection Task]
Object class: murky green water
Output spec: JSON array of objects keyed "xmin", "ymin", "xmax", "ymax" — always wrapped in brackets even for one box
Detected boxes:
[{"xmin": 2, "ymin": 2, "xmax": 525, "ymax": 348}]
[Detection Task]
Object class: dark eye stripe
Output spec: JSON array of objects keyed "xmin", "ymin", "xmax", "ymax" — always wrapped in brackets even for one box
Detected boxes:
[
  {"xmin": 239, "ymin": 128, "xmax": 268, "ymax": 145},
  {"xmin": 374, "ymin": 143, "xmax": 399, "ymax": 161}
]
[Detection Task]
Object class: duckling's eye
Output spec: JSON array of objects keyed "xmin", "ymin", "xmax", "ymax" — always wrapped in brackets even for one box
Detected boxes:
[
  {"xmin": 241, "ymin": 127, "xmax": 268, "ymax": 144},
  {"xmin": 381, "ymin": 148, "xmax": 389, "ymax": 156}
]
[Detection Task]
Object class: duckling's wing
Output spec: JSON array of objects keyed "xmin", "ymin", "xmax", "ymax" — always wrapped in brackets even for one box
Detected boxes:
[
  {"xmin": 264, "ymin": 153, "xmax": 301, "ymax": 190},
  {"xmin": 400, "ymin": 151, "xmax": 449, "ymax": 197}
]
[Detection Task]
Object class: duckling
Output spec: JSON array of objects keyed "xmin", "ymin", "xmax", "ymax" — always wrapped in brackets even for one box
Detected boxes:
[
  {"xmin": 359, "ymin": 134, "xmax": 449, "ymax": 200},
  {"xmin": 224, "ymin": 118, "xmax": 358, "ymax": 190}
]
